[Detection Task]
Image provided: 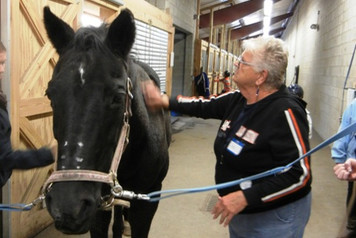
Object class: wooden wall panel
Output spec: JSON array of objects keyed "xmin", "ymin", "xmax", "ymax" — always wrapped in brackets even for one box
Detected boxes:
[{"xmin": 9, "ymin": 1, "xmax": 80, "ymax": 237}]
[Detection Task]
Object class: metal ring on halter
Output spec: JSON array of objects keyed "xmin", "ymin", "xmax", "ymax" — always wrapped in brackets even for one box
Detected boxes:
[
  {"xmin": 110, "ymin": 171, "xmax": 122, "ymax": 193},
  {"xmin": 111, "ymin": 183, "xmax": 123, "ymax": 195},
  {"xmin": 127, "ymin": 77, "xmax": 133, "ymax": 99},
  {"xmin": 44, "ymin": 183, "xmax": 53, "ymax": 195},
  {"xmin": 100, "ymin": 195, "xmax": 115, "ymax": 210}
]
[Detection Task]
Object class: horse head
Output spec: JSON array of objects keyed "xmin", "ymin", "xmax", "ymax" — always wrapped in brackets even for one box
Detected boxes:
[{"xmin": 43, "ymin": 7, "xmax": 135, "ymax": 234}]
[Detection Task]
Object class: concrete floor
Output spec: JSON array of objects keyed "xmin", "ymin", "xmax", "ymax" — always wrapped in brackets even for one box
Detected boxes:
[{"xmin": 34, "ymin": 116, "xmax": 348, "ymax": 238}]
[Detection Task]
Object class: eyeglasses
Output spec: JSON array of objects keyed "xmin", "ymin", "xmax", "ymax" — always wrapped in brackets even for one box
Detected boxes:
[{"xmin": 234, "ymin": 56, "xmax": 257, "ymax": 70}]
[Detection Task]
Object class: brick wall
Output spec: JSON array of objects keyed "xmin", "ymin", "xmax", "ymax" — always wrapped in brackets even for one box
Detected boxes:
[{"xmin": 283, "ymin": 0, "xmax": 356, "ymax": 140}]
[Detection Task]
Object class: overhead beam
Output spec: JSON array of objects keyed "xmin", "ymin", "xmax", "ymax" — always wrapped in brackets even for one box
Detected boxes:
[
  {"xmin": 199, "ymin": 0, "xmax": 281, "ymax": 29},
  {"xmin": 269, "ymin": 26, "xmax": 286, "ymax": 35},
  {"xmin": 241, "ymin": 26, "xmax": 286, "ymax": 40},
  {"xmin": 230, "ymin": 12, "xmax": 293, "ymax": 40},
  {"xmin": 200, "ymin": 0, "xmax": 264, "ymax": 28},
  {"xmin": 200, "ymin": 0, "xmax": 232, "ymax": 12}
]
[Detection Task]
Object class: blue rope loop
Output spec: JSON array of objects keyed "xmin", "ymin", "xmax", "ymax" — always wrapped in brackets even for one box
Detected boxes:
[{"xmin": 147, "ymin": 121, "xmax": 356, "ymax": 202}]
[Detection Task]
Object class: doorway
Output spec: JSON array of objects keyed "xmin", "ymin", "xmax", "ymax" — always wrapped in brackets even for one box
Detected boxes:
[{"xmin": 171, "ymin": 28, "xmax": 193, "ymax": 97}]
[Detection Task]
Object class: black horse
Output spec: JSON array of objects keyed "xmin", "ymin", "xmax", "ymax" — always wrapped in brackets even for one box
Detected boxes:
[{"xmin": 43, "ymin": 7, "xmax": 171, "ymax": 238}]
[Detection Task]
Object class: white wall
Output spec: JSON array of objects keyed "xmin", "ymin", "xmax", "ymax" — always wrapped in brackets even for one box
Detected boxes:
[
  {"xmin": 164, "ymin": 0, "xmax": 196, "ymax": 33},
  {"xmin": 283, "ymin": 0, "xmax": 356, "ymax": 140},
  {"xmin": 144, "ymin": 0, "xmax": 196, "ymax": 32}
]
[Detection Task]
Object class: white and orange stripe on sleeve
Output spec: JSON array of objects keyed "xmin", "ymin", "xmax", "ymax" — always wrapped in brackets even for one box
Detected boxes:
[
  {"xmin": 262, "ymin": 108, "xmax": 311, "ymax": 202},
  {"xmin": 176, "ymin": 91, "xmax": 235, "ymax": 103}
]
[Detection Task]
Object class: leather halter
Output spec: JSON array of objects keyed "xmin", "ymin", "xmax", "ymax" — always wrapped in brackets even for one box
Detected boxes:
[{"xmin": 41, "ymin": 77, "xmax": 133, "ymax": 206}]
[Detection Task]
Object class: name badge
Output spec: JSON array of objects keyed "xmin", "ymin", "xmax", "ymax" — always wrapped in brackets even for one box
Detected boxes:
[{"xmin": 227, "ymin": 138, "xmax": 244, "ymax": 156}]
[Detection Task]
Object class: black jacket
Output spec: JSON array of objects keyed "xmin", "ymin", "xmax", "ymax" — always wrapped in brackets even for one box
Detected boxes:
[
  {"xmin": 0, "ymin": 108, "xmax": 54, "ymax": 187},
  {"xmin": 169, "ymin": 85, "xmax": 311, "ymax": 213}
]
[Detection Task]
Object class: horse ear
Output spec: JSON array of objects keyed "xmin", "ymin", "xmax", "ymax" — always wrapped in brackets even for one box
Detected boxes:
[
  {"xmin": 105, "ymin": 9, "xmax": 136, "ymax": 59},
  {"xmin": 43, "ymin": 6, "xmax": 75, "ymax": 55}
]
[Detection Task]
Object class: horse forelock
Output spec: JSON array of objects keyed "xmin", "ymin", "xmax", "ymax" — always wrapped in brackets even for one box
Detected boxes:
[
  {"xmin": 73, "ymin": 25, "xmax": 108, "ymax": 52},
  {"xmin": 51, "ymin": 23, "xmax": 131, "ymax": 83}
]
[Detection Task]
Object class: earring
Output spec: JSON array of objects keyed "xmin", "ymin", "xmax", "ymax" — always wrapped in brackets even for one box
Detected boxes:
[{"xmin": 256, "ymin": 86, "xmax": 260, "ymax": 96}]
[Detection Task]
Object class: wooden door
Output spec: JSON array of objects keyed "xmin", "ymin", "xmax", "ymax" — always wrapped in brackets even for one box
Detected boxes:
[{"xmin": 8, "ymin": 1, "xmax": 80, "ymax": 237}]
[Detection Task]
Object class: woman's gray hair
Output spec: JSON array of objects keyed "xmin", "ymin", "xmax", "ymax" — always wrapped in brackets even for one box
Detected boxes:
[{"xmin": 241, "ymin": 36, "xmax": 288, "ymax": 89}]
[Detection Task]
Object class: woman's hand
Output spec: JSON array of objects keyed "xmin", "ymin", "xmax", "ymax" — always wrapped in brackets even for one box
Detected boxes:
[
  {"xmin": 211, "ymin": 191, "xmax": 248, "ymax": 227},
  {"xmin": 141, "ymin": 80, "xmax": 169, "ymax": 111}
]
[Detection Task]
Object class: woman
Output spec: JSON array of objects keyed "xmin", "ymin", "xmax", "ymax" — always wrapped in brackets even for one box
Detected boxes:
[
  {"xmin": 0, "ymin": 41, "xmax": 55, "ymax": 187},
  {"xmin": 143, "ymin": 36, "xmax": 311, "ymax": 238}
]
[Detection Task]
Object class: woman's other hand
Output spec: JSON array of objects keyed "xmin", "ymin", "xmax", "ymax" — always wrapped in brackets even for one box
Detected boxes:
[{"xmin": 141, "ymin": 80, "xmax": 169, "ymax": 111}]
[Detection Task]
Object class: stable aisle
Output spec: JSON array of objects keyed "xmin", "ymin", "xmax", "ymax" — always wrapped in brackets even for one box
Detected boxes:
[{"xmin": 35, "ymin": 117, "xmax": 347, "ymax": 238}]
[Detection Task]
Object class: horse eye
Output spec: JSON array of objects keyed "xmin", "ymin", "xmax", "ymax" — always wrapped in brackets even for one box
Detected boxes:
[
  {"xmin": 111, "ymin": 73, "xmax": 120, "ymax": 78},
  {"xmin": 110, "ymin": 95, "xmax": 123, "ymax": 109}
]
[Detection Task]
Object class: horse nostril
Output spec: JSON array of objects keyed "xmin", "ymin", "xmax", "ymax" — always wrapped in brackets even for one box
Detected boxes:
[
  {"xmin": 52, "ymin": 210, "xmax": 65, "ymax": 230},
  {"xmin": 83, "ymin": 199, "xmax": 92, "ymax": 208},
  {"xmin": 54, "ymin": 214, "xmax": 63, "ymax": 224},
  {"xmin": 79, "ymin": 198, "xmax": 97, "ymax": 216}
]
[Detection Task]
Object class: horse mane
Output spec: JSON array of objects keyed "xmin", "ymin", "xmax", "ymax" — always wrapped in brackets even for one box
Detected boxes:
[{"xmin": 132, "ymin": 58, "xmax": 161, "ymax": 88}]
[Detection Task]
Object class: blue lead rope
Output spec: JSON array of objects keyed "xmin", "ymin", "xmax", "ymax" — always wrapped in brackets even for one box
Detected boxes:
[
  {"xmin": 0, "ymin": 195, "xmax": 44, "ymax": 212},
  {"xmin": 2, "ymin": 122, "xmax": 356, "ymax": 210},
  {"xmin": 147, "ymin": 121, "xmax": 356, "ymax": 202},
  {"xmin": 0, "ymin": 204, "xmax": 32, "ymax": 211}
]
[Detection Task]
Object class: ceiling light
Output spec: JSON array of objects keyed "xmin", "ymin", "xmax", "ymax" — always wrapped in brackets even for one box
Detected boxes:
[
  {"xmin": 263, "ymin": 0, "xmax": 273, "ymax": 36},
  {"xmin": 264, "ymin": 0, "xmax": 273, "ymax": 16}
]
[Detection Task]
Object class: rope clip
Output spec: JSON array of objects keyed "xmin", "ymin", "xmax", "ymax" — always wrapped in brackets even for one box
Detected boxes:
[
  {"xmin": 111, "ymin": 189, "xmax": 150, "ymax": 201},
  {"xmin": 24, "ymin": 194, "xmax": 46, "ymax": 209}
]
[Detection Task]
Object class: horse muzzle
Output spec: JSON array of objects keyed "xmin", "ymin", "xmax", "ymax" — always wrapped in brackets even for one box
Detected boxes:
[
  {"xmin": 53, "ymin": 213, "xmax": 91, "ymax": 234},
  {"xmin": 45, "ymin": 182, "xmax": 101, "ymax": 234}
]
